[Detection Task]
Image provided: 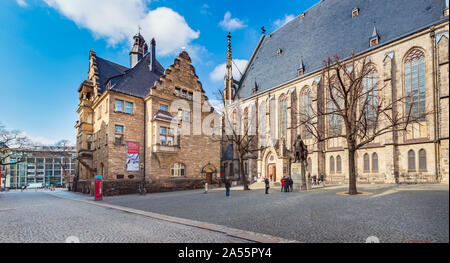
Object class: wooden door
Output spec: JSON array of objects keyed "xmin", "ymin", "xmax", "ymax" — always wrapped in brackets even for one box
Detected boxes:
[{"xmin": 268, "ymin": 164, "xmax": 277, "ymax": 182}]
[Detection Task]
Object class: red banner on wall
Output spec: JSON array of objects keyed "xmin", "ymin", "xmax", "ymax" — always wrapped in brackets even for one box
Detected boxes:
[
  {"xmin": 127, "ymin": 141, "xmax": 139, "ymax": 154},
  {"xmin": 126, "ymin": 142, "xmax": 140, "ymax": 172}
]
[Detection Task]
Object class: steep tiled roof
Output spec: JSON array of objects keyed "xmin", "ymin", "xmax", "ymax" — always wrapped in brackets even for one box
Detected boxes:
[
  {"xmin": 237, "ymin": 0, "xmax": 448, "ymax": 99},
  {"xmin": 95, "ymin": 57, "xmax": 129, "ymax": 94},
  {"xmin": 107, "ymin": 53, "xmax": 165, "ymax": 98}
]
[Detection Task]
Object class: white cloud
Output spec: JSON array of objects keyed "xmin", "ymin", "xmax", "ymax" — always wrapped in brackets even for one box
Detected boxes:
[
  {"xmin": 43, "ymin": 0, "xmax": 200, "ymax": 56},
  {"xmin": 16, "ymin": 0, "xmax": 28, "ymax": 7},
  {"xmin": 219, "ymin": 11, "xmax": 246, "ymax": 31},
  {"xmin": 139, "ymin": 7, "xmax": 200, "ymax": 56},
  {"xmin": 273, "ymin": 14, "xmax": 296, "ymax": 29},
  {"xmin": 19, "ymin": 132, "xmax": 60, "ymax": 146},
  {"xmin": 210, "ymin": 59, "xmax": 248, "ymax": 82}
]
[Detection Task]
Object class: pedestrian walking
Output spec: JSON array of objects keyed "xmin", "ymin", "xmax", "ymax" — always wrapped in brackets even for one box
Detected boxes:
[
  {"xmin": 204, "ymin": 181, "xmax": 208, "ymax": 194},
  {"xmin": 320, "ymin": 174, "xmax": 325, "ymax": 187},
  {"xmin": 224, "ymin": 176, "xmax": 231, "ymax": 197},
  {"xmin": 312, "ymin": 175, "xmax": 317, "ymax": 185},
  {"xmin": 280, "ymin": 177, "xmax": 285, "ymax": 192},
  {"xmin": 264, "ymin": 177, "xmax": 270, "ymax": 194}
]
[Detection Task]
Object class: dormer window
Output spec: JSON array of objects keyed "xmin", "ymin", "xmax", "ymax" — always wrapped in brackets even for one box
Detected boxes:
[
  {"xmin": 298, "ymin": 56, "xmax": 305, "ymax": 76},
  {"xmin": 352, "ymin": 7, "xmax": 359, "ymax": 17},
  {"xmin": 277, "ymin": 48, "xmax": 283, "ymax": 56},
  {"xmin": 369, "ymin": 22, "xmax": 380, "ymax": 47},
  {"xmin": 370, "ymin": 38, "xmax": 379, "ymax": 46}
]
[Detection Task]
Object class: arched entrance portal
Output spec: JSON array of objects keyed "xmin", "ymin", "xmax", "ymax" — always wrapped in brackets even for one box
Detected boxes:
[
  {"xmin": 201, "ymin": 163, "xmax": 217, "ymax": 184},
  {"xmin": 266, "ymin": 153, "xmax": 277, "ymax": 182}
]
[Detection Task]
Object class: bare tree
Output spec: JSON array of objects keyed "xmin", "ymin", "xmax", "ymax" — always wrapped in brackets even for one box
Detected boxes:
[
  {"xmin": 51, "ymin": 140, "xmax": 74, "ymax": 189},
  {"xmin": 0, "ymin": 122, "xmax": 30, "ymax": 166},
  {"xmin": 0, "ymin": 123, "xmax": 31, "ymax": 189},
  {"xmin": 219, "ymin": 90, "xmax": 267, "ymax": 190},
  {"xmin": 297, "ymin": 52, "xmax": 428, "ymax": 195}
]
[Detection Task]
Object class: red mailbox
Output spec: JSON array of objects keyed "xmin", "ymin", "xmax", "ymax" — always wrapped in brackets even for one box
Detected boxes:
[{"xmin": 95, "ymin": 175, "xmax": 103, "ymax": 201}]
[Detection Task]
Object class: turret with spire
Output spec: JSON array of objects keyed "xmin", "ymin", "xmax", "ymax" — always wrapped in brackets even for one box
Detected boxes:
[
  {"xmin": 129, "ymin": 29, "xmax": 147, "ymax": 68},
  {"xmin": 224, "ymin": 32, "xmax": 234, "ymax": 103}
]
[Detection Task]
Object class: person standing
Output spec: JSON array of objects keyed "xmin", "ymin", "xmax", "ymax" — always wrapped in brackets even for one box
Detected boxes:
[
  {"xmin": 285, "ymin": 176, "xmax": 290, "ymax": 192},
  {"xmin": 264, "ymin": 177, "xmax": 270, "ymax": 194},
  {"xmin": 225, "ymin": 176, "xmax": 231, "ymax": 197},
  {"xmin": 280, "ymin": 177, "xmax": 285, "ymax": 192},
  {"xmin": 289, "ymin": 177, "xmax": 294, "ymax": 192}
]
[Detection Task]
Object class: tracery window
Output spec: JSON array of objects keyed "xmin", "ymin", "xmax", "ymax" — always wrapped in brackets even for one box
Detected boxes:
[
  {"xmin": 279, "ymin": 96, "xmax": 288, "ymax": 139},
  {"xmin": 330, "ymin": 156, "xmax": 335, "ymax": 174},
  {"xmin": 328, "ymin": 79, "xmax": 342, "ymax": 136},
  {"xmin": 336, "ymin": 155, "xmax": 342, "ymax": 173},
  {"xmin": 408, "ymin": 150, "xmax": 416, "ymax": 172},
  {"xmin": 372, "ymin": 153, "xmax": 378, "ymax": 173},
  {"xmin": 301, "ymin": 87, "xmax": 313, "ymax": 139},
  {"xmin": 404, "ymin": 49, "xmax": 426, "ymax": 121},
  {"xmin": 363, "ymin": 153, "xmax": 370, "ymax": 173},
  {"xmin": 362, "ymin": 68, "xmax": 378, "ymax": 128},
  {"xmin": 419, "ymin": 149, "xmax": 427, "ymax": 171}
]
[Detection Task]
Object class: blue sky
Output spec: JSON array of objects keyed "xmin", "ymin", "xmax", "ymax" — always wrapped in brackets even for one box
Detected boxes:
[{"xmin": 0, "ymin": 0, "xmax": 318, "ymax": 145}]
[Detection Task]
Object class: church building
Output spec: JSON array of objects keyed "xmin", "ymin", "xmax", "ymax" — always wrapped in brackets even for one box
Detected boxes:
[
  {"xmin": 222, "ymin": 0, "xmax": 449, "ymax": 185},
  {"xmin": 75, "ymin": 33, "xmax": 220, "ymax": 195}
]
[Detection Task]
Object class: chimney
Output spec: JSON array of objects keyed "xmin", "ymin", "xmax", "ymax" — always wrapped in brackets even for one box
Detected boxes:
[{"xmin": 149, "ymin": 38, "xmax": 156, "ymax": 72}]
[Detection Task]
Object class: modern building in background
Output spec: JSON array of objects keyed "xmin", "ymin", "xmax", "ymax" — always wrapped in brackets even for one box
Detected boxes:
[{"xmin": 2, "ymin": 146, "xmax": 76, "ymax": 189}]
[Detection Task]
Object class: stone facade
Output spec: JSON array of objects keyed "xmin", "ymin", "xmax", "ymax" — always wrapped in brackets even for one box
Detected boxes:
[
  {"xmin": 222, "ymin": 5, "xmax": 449, "ymax": 186},
  {"xmin": 75, "ymin": 38, "xmax": 220, "ymax": 195}
]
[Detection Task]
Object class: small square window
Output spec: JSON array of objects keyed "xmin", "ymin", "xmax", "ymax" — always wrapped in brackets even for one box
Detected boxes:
[
  {"xmin": 125, "ymin": 102, "xmax": 133, "ymax": 114},
  {"xmin": 115, "ymin": 125, "xmax": 124, "ymax": 134},
  {"xmin": 115, "ymin": 100, "xmax": 124, "ymax": 112},
  {"xmin": 160, "ymin": 104, "xmax": 168, "ymax": 111}
]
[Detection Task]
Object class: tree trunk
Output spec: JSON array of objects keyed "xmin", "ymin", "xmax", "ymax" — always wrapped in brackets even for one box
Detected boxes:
[
  {"xmin": 347, "ymin": 146, "xmax": 358, "ymax": 195},
  {"xmin": 238, "ymin": 155, "xmax": 249, "ymax": 190}
]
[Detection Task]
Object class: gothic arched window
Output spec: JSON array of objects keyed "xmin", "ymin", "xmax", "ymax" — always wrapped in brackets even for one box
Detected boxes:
[
  {"xmin": 301, "ymin": 87, "xmax": 313, "ymax": 139},
  {"xmin": 372, "ymin": 153, "xmax": 379, "ymax": 173},
  {"xmin": 336, "ymin": 155, "xmax": 342, "ymax": 173},
  {"xmin": 279, "ymin": 96, "xmax": 288, "ymax": 140},
  {"xmin": 419, "ymin": 149, "xmax": 427, "ymax": 171},
  {"xmin": 363, "ymin": 153, "xmax": 370, "ymax": 173},
  {"xmin": 362, "ymin": 67, "xmax": 378, "ymax": 128},
  {"xmin": 408, "ymin": 150, "xmax": 416, "ymax": 172},
  {"xmin": 404, "ymin": 49, "xmax": 426, "ymax": 121},
  {"xmin": 330, "ymin": 156, "xmax": 335, "ymax": 174},
  {"xmin": 243, "ymin": 107, "xmax": 249, "ymax": 133},
  {"xmin": 328, "ymin": 79, "xmax": 342, "ymax": 136}
]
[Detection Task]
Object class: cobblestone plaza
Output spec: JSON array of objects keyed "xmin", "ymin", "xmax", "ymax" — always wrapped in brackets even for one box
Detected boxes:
[{"xmin": 0, "ymin": 184, "xmax": 447, "ymax": 243}]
